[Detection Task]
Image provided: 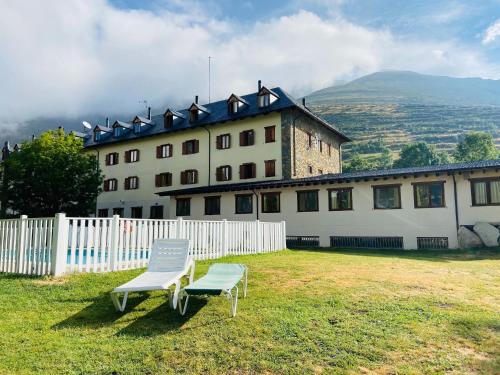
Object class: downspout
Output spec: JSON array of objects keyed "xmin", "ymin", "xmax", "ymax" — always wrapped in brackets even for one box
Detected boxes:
[
  {"xmin": 252, "ymin": 189, "xmax": 259, "ymax": 220},
  {"xmin": 95, "ymin": 149, "xmax": 100, "ymax": 216},
  {"xmin": 202, "ymin": 127, "xmax": 211, "ymax": 186},
  {"xmin": 452, "ymin": 173, "xmax": 459, "ymax": 230}
]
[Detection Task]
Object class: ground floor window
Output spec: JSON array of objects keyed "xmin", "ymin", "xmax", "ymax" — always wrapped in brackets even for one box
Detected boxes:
[
  {"xmin": 471, "ymin": 178, "xmax": 500, "ymax": 206},
  {"xmin": 97, "ymin": 208, "xmax": 108, "ymax": 217},
  {"xmin": 413, "ymin": 182, "xmax": 445, "ymax": 208},
  {"xmin": 204, "ymin": 196, "xmax": 221, "ymax": 215},
  {"xmin": 262, "ymin": 192, "xmax": 280, "ymax": 213},
  {"xmin": 297, "ymin": 190, "xmax": 319, "ymax": 212},
  {"xmin": 176, "ymin": 198, "xmax": 191, "ymax": 216},
  {"xmin": 150, "ymin": 205, "xmax": 164, "ymax": 219},
  {"xmin": 235, "ymin": 194, "xmax": 253, "ymax": 214},
  {"xmin": 373, "ymin": 184, "xmax": 401, "ymax": 209},
  {"xmin": 328, "ymin": 188, "xmax": 353, "ymax": 211},
  {"xmin": 131, "ymin": 206, "xmax": 142, "ymax": 218},
  {"xmin": 113, "ymin": 207, "xmax": 124, "ymax": 216}
]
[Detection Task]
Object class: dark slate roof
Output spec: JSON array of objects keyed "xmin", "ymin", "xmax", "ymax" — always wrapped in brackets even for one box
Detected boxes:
[
  {"xmin": 157, "ymin": 159, "xmax": 500, "ymax": 196},
  {"xmin": 84, "ymin": 87, "xmax": 350, "ymax": 148}
]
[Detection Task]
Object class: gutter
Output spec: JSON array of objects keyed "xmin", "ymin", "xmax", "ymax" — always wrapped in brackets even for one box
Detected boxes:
[
  {"xmin": 252, "ymin": 189, "xmax": 259, "ymax": 220},
  {"xmin": 452, "ymin": 173, "xmax": 460, "ymax": 230}
]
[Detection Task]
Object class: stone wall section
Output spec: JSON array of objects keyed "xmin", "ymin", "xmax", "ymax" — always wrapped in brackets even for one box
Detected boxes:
[{"xmin": 281, "ymin": 108, "xmax": 343, "ymax": 179}]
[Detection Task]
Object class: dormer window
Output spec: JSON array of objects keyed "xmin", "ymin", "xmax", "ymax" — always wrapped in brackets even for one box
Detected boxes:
[
  {"xmin": 163, "ymin": 109, "xmax": 185, "ymax": 129},
  {"xmin": 190, "ymin": 109, "xmax": 198, "ymax": 122},
  {"xmin": 93, "ymin": 125, "xmax": 112, "ymax": 142},
  {"xmin": 257, "ymin": 86, "xmax": 279, "ymax": 108},
  {"xmin": 165, "ymin": 114, "xmax": 173, "ymax": 128},
  {"xmin": 227, "ymin": 94, "xmax": 249, "ymax": 115},
  {"xmin": 188, "ymin": 101, "xmax": 210, "ymax": 123},
  {"xmin": 112, "ymin": 121, "xmax": 132, "ymax": 138}
]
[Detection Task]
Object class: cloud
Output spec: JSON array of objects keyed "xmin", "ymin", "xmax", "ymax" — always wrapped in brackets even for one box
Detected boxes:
[
  {"xmin": 482, "ymin": 19, "xmax": 500, "ymax": 44},
  {"xmin": 0, "ymin": 0, "xmax": 498, "ymax": 134}
]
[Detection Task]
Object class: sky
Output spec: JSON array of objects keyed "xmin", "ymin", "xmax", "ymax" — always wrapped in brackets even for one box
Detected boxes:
[{"xmin": 0, "ymin": 0, "xmax": 499, "ymax": 133}]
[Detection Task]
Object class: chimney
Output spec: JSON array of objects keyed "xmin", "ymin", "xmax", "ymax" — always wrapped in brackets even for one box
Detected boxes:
[
  {"xmin": 258, "ymin": 80, "xmax": 262, "ymax": 91},
  {"xmin": 302, "ymin": 98, "xmax": 306, "ymax": 106},
  {"xmin": 147, "ymin": 107, "xmax": 151, "ymax": 120},
  {"xmin": 106, "ymin": 118, "xmax": 110, "ymax": 127},
  {"xmin": 195, "ymin": 95, "xmax": 199, "ymax": 104}
]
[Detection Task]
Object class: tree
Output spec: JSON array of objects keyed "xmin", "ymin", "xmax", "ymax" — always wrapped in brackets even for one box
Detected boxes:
[
  {"xmin": 1, "ymin": 129, "xmax": 103, "ymax": 217},
  {"xmin": 453, "ymin": 132, "xmax": 499, "ymax": 162},
  {"xmin": 343, "ymin": 154, "xmax": 379, "ymax": 172},
  {"xmin": 393, "ymin": 142, "xmax": 448, "ymax": 168},
  {"xmin": 376, "ymin": 148, "xmax": 393, "ymax": 170}
]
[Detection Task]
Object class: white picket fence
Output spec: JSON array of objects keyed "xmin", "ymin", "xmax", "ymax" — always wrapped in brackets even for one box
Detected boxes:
[{"xmin": 0, "ymin": 214, "xmax": 286, "ymax": 276}]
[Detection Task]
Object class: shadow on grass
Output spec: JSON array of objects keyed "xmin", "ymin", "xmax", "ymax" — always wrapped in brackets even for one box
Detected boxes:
[
  {"xmin": 290, "ymin": 247, "xmax": 500, "ymax": 262},
  {"xmin": 53, "ymin": 292, "xmax": 150, "ymax": 330},
  {"xmin": 117, "ymin": 297, "xmax": 213, "ymax": 337}
]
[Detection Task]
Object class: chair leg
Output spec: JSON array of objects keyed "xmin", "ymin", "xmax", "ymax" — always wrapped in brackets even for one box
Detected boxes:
[
  {"xmin": 178, "ymin": 291, "xmax": 190, "ymax": 316},
  {"xmin": 228, "ymin": 286, "xmax": 239, "ymax": 317},
  {"xmin": 170, "ymin": 281, "xmax": 181, "ymax": 310},
  {"xmin": 110, "ymin": 292, "xmax": 128, "ymax": 312},
  {"xmin": 243, "ymin": 268, "xmax": 248, "ymax": 298}
]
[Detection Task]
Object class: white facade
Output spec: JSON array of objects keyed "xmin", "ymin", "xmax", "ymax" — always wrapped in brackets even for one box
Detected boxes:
[{"xmin": 167, "ymin": 169, "xmax": 500, "ymax": 249}]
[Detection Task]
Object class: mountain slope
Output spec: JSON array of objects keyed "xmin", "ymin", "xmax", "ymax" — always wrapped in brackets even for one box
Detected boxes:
[
  {"xmin": 307, "ymin": 71, "xmax": 500, "ymax": 159},
  {"xmin": 309, "ymin": 71, "xmax": 500, "ymax": 106}
]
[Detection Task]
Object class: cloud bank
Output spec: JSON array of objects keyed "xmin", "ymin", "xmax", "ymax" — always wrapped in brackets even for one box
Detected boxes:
[
  {"xmin": 483, "ymin": 19, "xmax": 500, "ymax": 44},
  {"xmin": 0, "ymin": 0, "xmax": 498, "ymax": 132}
]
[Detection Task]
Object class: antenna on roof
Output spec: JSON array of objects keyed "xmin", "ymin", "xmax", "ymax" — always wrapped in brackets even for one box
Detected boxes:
[{"xmin": 208, "ymin": 56, "xmax": 212, "ymax": 104}]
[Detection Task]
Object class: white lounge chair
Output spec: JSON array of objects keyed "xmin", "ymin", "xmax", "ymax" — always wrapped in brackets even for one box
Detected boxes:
[{"xmin": 110, "ymin": 239, "xmax": 194, "ymax": 312}]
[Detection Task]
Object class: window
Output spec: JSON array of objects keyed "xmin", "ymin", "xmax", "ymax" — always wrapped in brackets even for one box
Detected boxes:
[
  {"xmin": 229, "ymin": 100, "xmax": 239, "ymax": 114},
  {"xmin": 124, "ymin": 176, "xmax": 139, "ymax": 190},
  {"xmin": 97, "ymin": 209, "xmax": 109, "ymax": 218},
  {"xmin": 258, "ymin": 94, "xmax": 270, "ymax": 107},
  {"xmin": 297, "ymin": 190, "xmax": 319, "ymax": 212},
  {"xmin": 239, "ymin": 130, "xmax": 255, "ymax": 146},
  {"xmin": 113, "ymin": 207, "xmax": 124, "ymax": 216},
  {"xmin": 164, "ymin": 114, "xmax": 173, "ymax": 128},
  {"xmin": 105, "ymin": 152, "xmax": 119, "ymax": 166},
  {"xmin": 265, "ymin": 126, "xmax": 276, "ymax": 143},
  {"xmin": 103, "ymin": 179, "xmax": 117, "ymax": 192},
  {"xmin": 204, "ymin": 196, "xmax": 221, "ymax": 215},
  {"xmin": 239, "ymin": 163, "xmax": 256, "ymax": 179},
  {"xmin": 329, "ymin": 188, "xmax": 353, "ymax": 211},
  {"xmin": 265, "ymin": 160, "xmax": 276, "ymax": 177},
  {"xmin": 189, "ymin": 109, "xmax": 198, "ymax": 122},
  {"xmin": 262, "ymin": 192, "xmax": 280, "ymax": 213},
  {"xmin": 150, "ymin": 205, "xmax": 164, "ymax": 219},
  {"xmin": 156, "ymin": 144, "xmax": 173, "ymax": 158},
  {"xmin": 131, "ymin": 206, "xmax": 142, "ymax": 218},
  {"xmin": 308, "ymin": 165, "xmax": 313, "ymax": 174},
  {"xmin": 216, "ymin": 134, "xmax": 231, "ymax": 150},
  {"xmin": 413, "ymin": 182, "xmax": 445, "ymax": 208},
  {"xmin": 182, "ymin": 139, "xmax": 199, "ymax": 155},
  {"xmin": 471, "ymin": 178, "xmax": 500, "ymax": 206},
  {"xmin": 235, "ymin": 194, "xmax": 253, "ymax": 214},
  {"xmin": 216, "ymin": 165, "xmax": 232, "ymax": 181},
  {"xmin": 180, "ymin": 170, "xmax": 198, "ymax": 185},
  {"xmin": 176, "ymin": 198, "xmax": 191, "ymax": 216},
  {"xmin": 155, "ymin": 172, "xmax": 172, "ymax": 187},
  {"xmin": 373, "ymin": 185, "xmax": 401, "ymax": 209},
  {"xmin": 125, "ymin": 149, "xmax": 140, "ymax": 163},
  {"xmin": 307, "ymin": 132, "xmax": 313, "ymax": 148}
]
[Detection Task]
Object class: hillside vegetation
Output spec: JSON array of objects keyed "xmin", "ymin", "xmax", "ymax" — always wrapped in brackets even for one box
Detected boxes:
[{"xmin": 308, "ymin": 71, "xmax": 500, "ymax": 160}]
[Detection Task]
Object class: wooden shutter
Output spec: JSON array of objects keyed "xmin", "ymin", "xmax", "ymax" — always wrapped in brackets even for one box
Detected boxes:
[
  {"xmin": 239, "ymin": 132, "xmax": 245, "ymax": 146},
  {"xmin": 193, "ymin": 170, "xmax": 198, "ymax": 183},
  {"xmin": 249, "ymin": 130, "xmax": 255, "ymax": 145},
  {"xmin": 216, "ymin": 135, "xmax": 222, "ymax": 149},
  {"xmin": 194, "ymin": 140, "xmax": 199, "ymax": 153},
  {"xmin": 216, "ymin": 167, "xmax": 221, "ymax": 181},
  {"xmin": 124, "ymin": 177, "xmax": 129, "ymax": 190},
  {"xmin": 166, "ymin": 173, "xmax": 172, "ymax": 186},
  {"xmin": 227, "ymin": 166, "xmax": 232, "ymax": 180},
  {"xmin": 155, "ymin": 174, "xmax": 161, "ymax": 187},
  {"xmin": 251, "ymin": 163, "xmax": 256, "ymax": 178},
  {"xmin": 114, "ymin": 153, "xmax": 119, "ymax": 164},
  {"xmin": 168, "ymin": 144, "xmax": 173, "ymax": 157},
  {"xmin": 105, "ymin": 154, "xmax": 110, "ymax": 166},
  {"xmin": 182, "ymin": 142, "xmax": 187, "ymax": 155},
  {"xmin": 103, "ymin": 180, "xmax": 109, "ymax": 192},
  {"xmin": 124, "ymin": 150, "xmax": 130, "ymax": 163},
  {"xmin": 180, "ymin": 171, "xmax": 186, "ymax": 185},
  {"xmin": 156, "ymin": 146, "xmax": 162, "ymax": 158},
  {"xmin": 135, "ymin": 150, "xmax": 140, "ymax": 161}
]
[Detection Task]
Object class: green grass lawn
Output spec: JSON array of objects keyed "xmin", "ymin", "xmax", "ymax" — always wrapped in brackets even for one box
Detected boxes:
[{"xmin": 0, "ymin": 249, "xmax": 499, "ymax": 374}]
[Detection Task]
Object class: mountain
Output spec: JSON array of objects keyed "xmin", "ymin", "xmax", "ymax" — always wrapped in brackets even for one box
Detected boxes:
[
  {"xmin": 307, "ymin": 71, "xmax": 500, "ymax": 159},
  {"xmin": 309, "ymin": 71, "xmax": 500, "ymax": 106}
]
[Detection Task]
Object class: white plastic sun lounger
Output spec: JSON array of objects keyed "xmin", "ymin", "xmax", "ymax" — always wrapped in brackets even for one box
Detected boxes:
[{"xmin": 110, "ymin": 239, "xmax": 194, "ymax": 312}]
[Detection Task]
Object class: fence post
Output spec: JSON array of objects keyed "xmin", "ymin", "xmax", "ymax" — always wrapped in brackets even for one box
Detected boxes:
[
  {"xmin": 281, "ymin": 221, "xmax": 287, "ymax": 250},
  {"xmin": 255, "ymin": 220, "xmax": 261, "ymax": 253},
  {"xmin": 222, "ymin": 219, "xmax": 228, "ymax": 257},
  {"xmin": 51, "ymin": 213, "xmax": 68, "ymax": 276},
  {"xmin": 15, "ymin": 215, "xmax": 28, "ymax": 273},
  {"xmin": 176, "ymin": 217, "xmax": 183, "ymax": 239},
  {"xmin": 109, "ymin": 215, "xmax": 120, "ymax": 271}
]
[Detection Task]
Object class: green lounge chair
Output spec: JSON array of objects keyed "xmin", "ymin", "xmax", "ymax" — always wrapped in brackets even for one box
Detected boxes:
[{"xmin": 178, "ymin": 263, "xmax": 248, "ymax": 317}]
